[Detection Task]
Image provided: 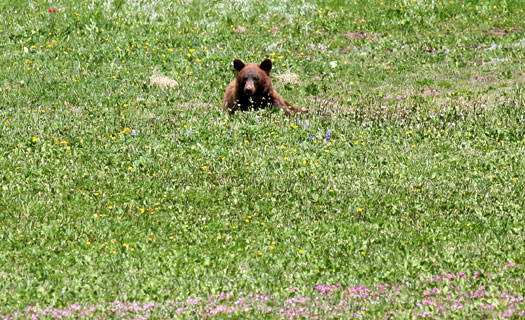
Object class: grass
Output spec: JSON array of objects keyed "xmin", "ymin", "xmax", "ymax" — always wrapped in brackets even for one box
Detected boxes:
[{"xmin": 1, "ymin": 0, "xmax": 524, "ymax": 318}]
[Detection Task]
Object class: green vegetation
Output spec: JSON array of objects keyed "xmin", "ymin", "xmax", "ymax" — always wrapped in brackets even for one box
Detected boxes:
[{"xmin": 1, "ymin": 0, "xmax": 524, "ymax": 317}]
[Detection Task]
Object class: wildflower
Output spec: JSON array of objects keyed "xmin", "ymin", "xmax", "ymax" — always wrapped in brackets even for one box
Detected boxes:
[
  {"xmin": 299, "ymin": 249, "xmax": 304, "ymax": 254},
  {"xmin": 308, "ymin": 136, "xmax": 313, "ymax": 141},
  {"xmin": 48, "ymin": 8, "xmax": 57, "ymax": 12},
  {"xmin": 131, "ymin": 129, "xmax": 137, "ymax": 136},
  {"xmin": 325, "ymin": 130, "xmax": 331, "ymax": 142}
]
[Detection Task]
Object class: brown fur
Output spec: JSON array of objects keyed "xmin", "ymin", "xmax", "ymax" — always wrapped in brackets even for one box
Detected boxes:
[{"xmin": 223, "ymin": 59, "xmax": 304, "ymax": 115}]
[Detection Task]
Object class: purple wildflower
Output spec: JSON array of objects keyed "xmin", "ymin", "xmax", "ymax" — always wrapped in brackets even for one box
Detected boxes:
[
  {"xmin": 307, "ymin": 136, "xmax": 313, "ymax": 141},
  {"xmin": 131, "ymin": 130, "xmax": 137, "ymax": 136},
  {"xmin": 155, "ymin": 117, "xmax": 160, "ymax": 121},
  {"xmin": 325, "ymin": 130, "xmax": 331, "ymax": 142}
]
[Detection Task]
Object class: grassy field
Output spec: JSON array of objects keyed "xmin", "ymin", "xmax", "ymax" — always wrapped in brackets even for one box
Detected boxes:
[{"xmin": 1, "ymin": 0, "xmax": 524, "ymax": 318}]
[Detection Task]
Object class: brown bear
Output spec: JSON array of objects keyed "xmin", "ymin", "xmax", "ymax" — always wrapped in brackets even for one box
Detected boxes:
[{"xmin": 223, "ymin": 58, "xmax": 303, "ymax": 114}]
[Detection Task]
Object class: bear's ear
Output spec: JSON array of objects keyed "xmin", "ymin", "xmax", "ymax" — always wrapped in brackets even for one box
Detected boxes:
[
  {"xmin": 233, "ymin": 59, "xmax": 245, "ymax": 72},
  {"xmin": 260, "ymin": 59, "xmax": 272, "ymax": 74}
]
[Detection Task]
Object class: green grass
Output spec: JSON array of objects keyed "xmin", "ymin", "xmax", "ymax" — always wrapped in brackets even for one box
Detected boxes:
[{"xmin": 1, "ymin": 0, "xmax": 524, "ymax": 317}]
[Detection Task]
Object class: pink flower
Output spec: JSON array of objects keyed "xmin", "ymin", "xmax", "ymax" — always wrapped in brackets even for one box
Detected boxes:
[{"xmin": 48, "ymin": 8, "xmax": 57, "ymax": 12}]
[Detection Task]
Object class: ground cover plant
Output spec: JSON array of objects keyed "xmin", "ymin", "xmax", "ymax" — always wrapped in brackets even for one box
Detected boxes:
[{"xmin": 1, "ymin": 0, "xmax": 524, "ymax": 318}]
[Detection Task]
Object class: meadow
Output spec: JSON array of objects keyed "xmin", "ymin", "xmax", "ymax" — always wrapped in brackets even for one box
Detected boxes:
[{"xmin": 0, "ymin": 0, "xmax": 524, "ymax": 318}]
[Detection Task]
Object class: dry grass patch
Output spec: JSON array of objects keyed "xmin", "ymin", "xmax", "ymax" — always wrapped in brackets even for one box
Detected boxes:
[
  {"xmin": 275, "ymin": 73, "xmax": 299, "ymax": 84},
  {"xmin": 233, "ymin": 26, "xmax": 246, "ymax": 33},
  {"xmin": 150, "ymin": 74, "xmax": 178, "ymax": 89}
]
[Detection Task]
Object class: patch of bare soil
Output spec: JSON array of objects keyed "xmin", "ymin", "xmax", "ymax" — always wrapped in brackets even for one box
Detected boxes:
[{"xmin": 485, "ymin": 27, "xmax": 509, "ymax": 37}]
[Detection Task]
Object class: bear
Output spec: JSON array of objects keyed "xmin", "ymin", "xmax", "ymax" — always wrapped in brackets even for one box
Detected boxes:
[{"xmin": 223, "ymin": 58, "xmax": 304, "ymax": 115}]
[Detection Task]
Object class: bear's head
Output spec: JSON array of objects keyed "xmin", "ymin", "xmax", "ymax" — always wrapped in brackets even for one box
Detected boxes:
[{"xmin": 233, "ymin": 59, "xmax": 272, "ymax": 97}]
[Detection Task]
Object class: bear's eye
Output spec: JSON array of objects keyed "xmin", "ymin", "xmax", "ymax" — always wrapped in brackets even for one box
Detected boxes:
[{"xmin": 252, "ymin": 76, "xmax": 259, "ymax": 82}]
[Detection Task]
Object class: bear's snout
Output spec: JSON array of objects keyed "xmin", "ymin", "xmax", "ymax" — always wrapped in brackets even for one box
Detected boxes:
[{"xmin": 244, "ymin": 82, "xmax": 255, "ymax": 96}]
